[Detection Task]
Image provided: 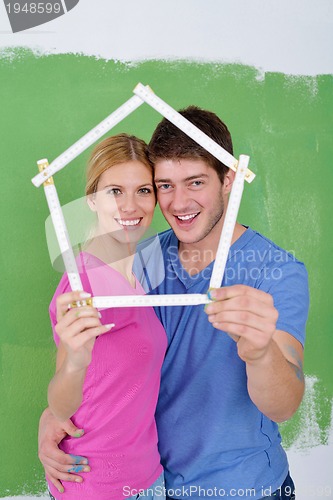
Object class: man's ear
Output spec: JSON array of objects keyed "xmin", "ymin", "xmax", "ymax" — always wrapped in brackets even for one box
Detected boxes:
[
  {"xmin": 86, "ymin": 194, "xmax": 97, "ymax": 212},
  {"xmin": 223, "ymin": 169, "xmax": 235, "ymax": 194}
]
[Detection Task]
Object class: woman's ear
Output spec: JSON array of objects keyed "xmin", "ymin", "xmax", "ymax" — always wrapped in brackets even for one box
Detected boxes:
[
  {"xmin": 86, "ymin": 194, "xmax": 97, "ymax": 212},
  {"xmin": 223, "ymin": 169, "xmax": 235, "ymax": 194}
]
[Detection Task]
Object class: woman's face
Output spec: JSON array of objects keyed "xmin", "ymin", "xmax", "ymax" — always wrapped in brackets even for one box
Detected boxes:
[{"xmin": 88, "ymin": 160, "xmax": 155, "ymax": 245}]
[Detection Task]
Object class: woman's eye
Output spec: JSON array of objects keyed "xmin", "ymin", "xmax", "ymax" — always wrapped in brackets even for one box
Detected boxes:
[
  {"xmin": 107, "ymin": 188, "xmax": 121, "ymax": 195},
  {"xmin": 139, "ymin": 187, "xmax": 152, "ymax": 194}
]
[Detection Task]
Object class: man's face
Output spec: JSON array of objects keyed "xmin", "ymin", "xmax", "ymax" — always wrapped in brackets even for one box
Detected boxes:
[{"xmin": 154, "ymin": 158, "xmax": 233, "ymax": 246}]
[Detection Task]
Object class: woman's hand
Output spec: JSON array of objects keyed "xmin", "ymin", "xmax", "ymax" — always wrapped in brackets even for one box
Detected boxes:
[
  {"xmin": 47, "ymin": 291, "xmax": 115, "ymax": 422},
  {"xmin": 54, "ymin": 291, "xmax": 114, "ymax": 371}
]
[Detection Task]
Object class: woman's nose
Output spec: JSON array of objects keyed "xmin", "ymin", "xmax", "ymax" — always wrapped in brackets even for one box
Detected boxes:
[{"xmin": 119, "ymin": 194, "xmax": 137, "ymax": 213}]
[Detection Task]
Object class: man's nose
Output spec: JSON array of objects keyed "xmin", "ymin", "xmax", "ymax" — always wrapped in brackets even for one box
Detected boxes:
[{"xmin": 169, "ymin": 187, "xmax": 189, "ymax": 213}]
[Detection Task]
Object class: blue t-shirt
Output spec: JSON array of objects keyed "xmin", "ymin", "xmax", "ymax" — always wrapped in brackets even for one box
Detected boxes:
[{"xmin": 134, "ymin": 227, "xmax": 309, "ymax": 499}]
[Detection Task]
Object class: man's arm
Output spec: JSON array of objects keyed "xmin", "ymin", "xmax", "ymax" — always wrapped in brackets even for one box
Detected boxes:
[
  {"xmin": 38, "ymin": 408, "xmax": 90, "ymax": 494},
  {"xmin": 205, "ymin": 285, "xmax": 305, "ymax": 422},
  {"xmin": 245, "ymin": 329, "xmax": 304, "ymax": 422}
]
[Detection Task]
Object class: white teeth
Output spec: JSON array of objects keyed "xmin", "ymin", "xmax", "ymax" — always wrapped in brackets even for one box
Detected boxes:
[
  {"xmin": 116, "ymin": 218, "xmax": 141, "ymax": 226},
  {"xmin": 177, "ymin": 214, "xmax": 198, "ymax": 221}
]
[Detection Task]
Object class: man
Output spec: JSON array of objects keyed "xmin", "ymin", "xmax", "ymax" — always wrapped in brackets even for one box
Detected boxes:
[{"xmin": 39, "ymin": 106, "xmax": 309, "ymax": 499}]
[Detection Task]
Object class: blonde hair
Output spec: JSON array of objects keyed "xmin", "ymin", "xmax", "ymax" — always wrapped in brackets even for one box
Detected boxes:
[{"xmin": 85, "ymin": 133, "xmax": 153, "ymax": 196}]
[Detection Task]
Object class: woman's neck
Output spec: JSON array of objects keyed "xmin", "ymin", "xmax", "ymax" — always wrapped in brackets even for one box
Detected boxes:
[{"xmin": 84, "ymin": 234, "xmax": 136, "ymax": 288}]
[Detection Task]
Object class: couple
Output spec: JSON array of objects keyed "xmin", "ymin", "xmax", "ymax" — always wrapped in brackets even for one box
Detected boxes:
[{"xmin": 39, "ymin": 106, "xmax": 309, "ymax": 500}]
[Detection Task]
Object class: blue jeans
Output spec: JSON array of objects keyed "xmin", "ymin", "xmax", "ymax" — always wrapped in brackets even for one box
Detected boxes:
[
  {"xmin": 261, "ymin": 472, "xmax": 295, "ymax": 499},
  {"xmin": 128, "ymin": 472, "xmax": 165, "ymax": 500}
]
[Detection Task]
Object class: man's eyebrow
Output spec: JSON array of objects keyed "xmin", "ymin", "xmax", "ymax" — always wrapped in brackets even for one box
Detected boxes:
[
  {"xmin": 155, "ymin": 174, "xmax": 209, "ymax": 183},
  {"xmin": 184, "ymin": 174, "xmax": 209, "ymax": 182},
  {"xmin": 154, "ymin": 178, "xmax": 172, "ymax": 184}
]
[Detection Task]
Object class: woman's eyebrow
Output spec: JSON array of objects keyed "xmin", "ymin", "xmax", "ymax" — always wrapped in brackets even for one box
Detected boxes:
[{"xmin": 102, "ymin": 183, "xmax": 154, "ymax": 189}]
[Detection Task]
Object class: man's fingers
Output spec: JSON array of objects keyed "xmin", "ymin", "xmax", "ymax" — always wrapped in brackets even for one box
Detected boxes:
[
  {"xmin": 206, "ymin": 295, "xmax": 278, "ymax": 322},
  {"xmin": 46, "ymin": 464, "xmax": 89, "ymax": 487},
  {"xmin": 67, "ymin": 464, "xmax": 91, "ymax": 474},
  {"xmin": 207, "ymin": 310, "xmax": 275, "ymax": 334},
  {"xmin": 39, "ymin": 446, "xmax": 76, "ymax": 468},
  {"xmin": 55, "ymin": 291, "xmax": 92, "ymax": 321},
  {"xmin": 41, "ymin": 451, "xmax": 90, "ymax": 488},
  {"xmin": 45, "ymin": 458, "xmax": 91, "ymax": 491},
  {"xmin": 62, "ymin": 421, "xmax": 84, "ymax": 438},
  {"xmin": 208, "ymin": 285, "xmax": 274, "ymax": 305},
  {"xmin": 211, "ymin": 321, "xmax": 269, "ymax": 343},
  {"xmin": 40, "ymin": 448, "xmax": 89, "ymax": 469},
  {"xmin": 46, "ymin": 474, "xmax": 65, "ymax": 494}
]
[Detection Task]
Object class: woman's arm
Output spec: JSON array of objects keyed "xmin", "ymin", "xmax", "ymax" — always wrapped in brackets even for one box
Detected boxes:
[
  {"xmin": 48, "ymin": 291, "xmax": 115, "ymax": 422},
  {"xmin": 48, "ymin": 343, "xmax": 88, "ymax": 422}
]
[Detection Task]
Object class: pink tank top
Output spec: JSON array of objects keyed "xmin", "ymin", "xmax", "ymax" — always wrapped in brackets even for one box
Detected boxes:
[{"xmin": 47, "ymin": 252, "xmax": 167, "ymax": 499}]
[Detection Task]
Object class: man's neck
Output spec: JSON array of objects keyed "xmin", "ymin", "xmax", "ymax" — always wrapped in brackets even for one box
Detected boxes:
[{"xmin": 178, "ymin": 222, "xmax": 246, "ymax": 276}]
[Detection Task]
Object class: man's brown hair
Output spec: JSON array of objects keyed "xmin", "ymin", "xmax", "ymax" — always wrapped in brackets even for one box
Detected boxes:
[{"xmin": 148, "ymin": 106, "xmax": 233, "ymax": 183}]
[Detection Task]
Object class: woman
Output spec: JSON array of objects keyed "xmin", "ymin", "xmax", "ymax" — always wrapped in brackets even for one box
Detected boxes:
[{"xmin": 47, "ymin": 134, "xmax": 167, "ymax": 499}]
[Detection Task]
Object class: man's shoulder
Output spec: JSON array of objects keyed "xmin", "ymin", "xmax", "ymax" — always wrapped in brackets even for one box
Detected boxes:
[
  {"xmin": 134, "ymin": 229, "xmax": 175, "ymax": 292},
  {"xmin": 137, "ymin": 228, "xmax": 175, "ymax": 253},
  {"xmin": 157, "ymin": 228, "xmax": 176, "ymax": 248},
  {"xmin": 244, "ymin": 227, "xmax": 304, "ymax": 266}
]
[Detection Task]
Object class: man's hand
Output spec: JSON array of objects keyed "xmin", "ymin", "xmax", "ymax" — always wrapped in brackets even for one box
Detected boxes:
[
  {"xmin": 38, "ymin": 408, "xmax": 90, "ymax": 494},
  {"xmin": 205, "ymin": 285, "xmax": 278, "ymax": 363}
]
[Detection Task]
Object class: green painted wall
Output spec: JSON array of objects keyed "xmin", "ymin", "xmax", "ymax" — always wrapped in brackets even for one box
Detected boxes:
[{"xmin": 0, "ymin": 48, "xmax": 332, "ymax": 496}]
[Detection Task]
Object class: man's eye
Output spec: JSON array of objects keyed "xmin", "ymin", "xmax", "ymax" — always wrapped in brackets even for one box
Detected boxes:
[
  {"xmin": 158, "ymin": 184, "xmax": 171, "ymax": 190},
  {"xmin": 191, "ymin": 180, "xmax": 203, "ymax": 186}
]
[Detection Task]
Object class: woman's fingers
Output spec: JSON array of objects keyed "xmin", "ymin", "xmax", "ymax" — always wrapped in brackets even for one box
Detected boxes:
[
  {"xmin": 56, "ymin": 317, "xmax": 114, "ymax": 344},
  {"xmin": 55, "ymin": 309, "xmax": 101, "ymax": 334},
  {"xmin": 56, "ymin": 307, "xmax": 101, "ymax": 332},
  {"xmin": 55, "ymin": 291, "xmax": 92, "ymax": 322},
  {"xmin": 70, "ymin": 324, "xmax": 115, "ymax": 347}
]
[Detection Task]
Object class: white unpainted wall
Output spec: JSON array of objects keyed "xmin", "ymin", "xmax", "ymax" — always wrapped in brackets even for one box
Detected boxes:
[{"xmin": 0, "ymin": 0, "xmax": 332, "ymax": 75}]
